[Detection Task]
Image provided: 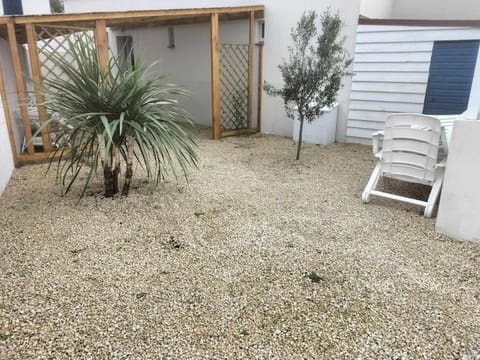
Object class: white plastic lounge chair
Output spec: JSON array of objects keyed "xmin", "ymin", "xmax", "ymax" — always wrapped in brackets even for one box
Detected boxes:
[{"xmin": 361, "ymin": 113, "xmax": 446, "ymax": 217}]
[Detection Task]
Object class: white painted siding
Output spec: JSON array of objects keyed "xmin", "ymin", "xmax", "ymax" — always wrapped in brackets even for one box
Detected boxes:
[{"xmin": 346, "ymin": 25, "xmax": 480, "ymax": 143}]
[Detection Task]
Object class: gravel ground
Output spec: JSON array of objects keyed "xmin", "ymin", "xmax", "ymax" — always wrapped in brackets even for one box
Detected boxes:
[{"xmin": 1, "ymin": 130, "xmax": 479, "ymax": 359}]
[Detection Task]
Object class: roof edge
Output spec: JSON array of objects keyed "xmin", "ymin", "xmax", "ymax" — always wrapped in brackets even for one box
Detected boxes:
[
  {"xmin": 358, "ymin": 17, "xmax": 480, "ymax": 28},
  {"xmin": 0, "ymin": 5, "xmax": 265, "ymax": 25}
]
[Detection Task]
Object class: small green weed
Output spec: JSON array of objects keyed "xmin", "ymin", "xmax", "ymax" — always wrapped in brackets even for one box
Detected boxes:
[{"xmin": 306, "ymin": 271, "xmax": 324, "ymax": 283}]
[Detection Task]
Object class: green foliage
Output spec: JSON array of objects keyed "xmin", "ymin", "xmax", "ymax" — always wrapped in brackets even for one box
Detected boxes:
[
  {"xmin": 37, "ymin": 36, "xmax": 198, "ymax": 198},
  {"xmin": 306, "ymin": 271, "xmax": 324, "ymax": 283},
  {"xmin": 232, "ymin": 89, "xmax": 247, "ymax": 129},
  {"xmin": 264, "ymin": 10, "xmax": 352, "ymax": 160},
  {"xmin": 49, "ymin": 0, "xmax": 64, "ymax": 13}
]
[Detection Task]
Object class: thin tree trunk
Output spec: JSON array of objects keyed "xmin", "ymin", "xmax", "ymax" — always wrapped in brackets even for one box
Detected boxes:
[
  {"xmin": 296, "ymin": 113, "xmax": 305, "ymax": 161},
  {"xmin": 122, "ymin": 135, "xmax": 135, "ymax": 196}
]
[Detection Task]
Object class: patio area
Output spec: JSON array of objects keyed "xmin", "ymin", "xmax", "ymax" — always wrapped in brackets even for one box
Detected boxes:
[{"xmin": 1, "ymin": 131, "xmax": 479, "ymax": 358}]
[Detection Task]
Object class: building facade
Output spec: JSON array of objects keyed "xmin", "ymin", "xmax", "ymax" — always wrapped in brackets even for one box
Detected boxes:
[
  {"xmin": 63, "ymin": 0, "xmax": 362, "ymax": 141},
  {"xmin": 346, "ymin": 23, "xmax": 480, "ymax": 144}
]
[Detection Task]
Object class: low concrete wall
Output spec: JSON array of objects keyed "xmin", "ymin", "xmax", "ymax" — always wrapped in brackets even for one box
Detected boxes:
[
  {"xmin": 0, "ymin": 97, "xmax": 14, "ymax": 195},
  {"xmin": 0, "ymin": 36, "xmax": 22, "ymax": 196},
  {"xmin": 436, "ymin": 120, "xmax": 480, "ymax": 242}
]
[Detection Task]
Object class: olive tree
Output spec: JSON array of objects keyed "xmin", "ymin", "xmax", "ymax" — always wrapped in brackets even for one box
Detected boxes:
[{"xmin": 265, "ymin": 10, "xmax": 352, "ymax": 160}]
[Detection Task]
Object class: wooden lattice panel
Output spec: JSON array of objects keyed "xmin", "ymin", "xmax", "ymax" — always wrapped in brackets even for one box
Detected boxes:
[
  {"xmin": 220, "ymin": 43, "xmax": 249, "ymax": 131},
  {"xmin": 35, "ymin": 25, "xmax": 95, "ymax": 81}
]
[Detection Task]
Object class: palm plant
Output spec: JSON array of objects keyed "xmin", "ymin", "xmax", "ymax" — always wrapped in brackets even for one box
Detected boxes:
[{"xmin": 39, "ymin": 37, "xmax": 198, "ymax": 197}]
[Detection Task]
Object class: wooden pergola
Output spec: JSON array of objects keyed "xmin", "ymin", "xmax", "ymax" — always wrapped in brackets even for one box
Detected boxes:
[{"xmin": 0, "ymin": 5, "xmax": 265, "ymax": 166}]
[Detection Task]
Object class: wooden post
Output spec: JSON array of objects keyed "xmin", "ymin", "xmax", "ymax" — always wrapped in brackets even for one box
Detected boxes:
[
  {"xmin": 26, "ymin": 23, "xmax": 52, "ymax": 152},
  {"xmin": 210, "ymin": 13, "xmax": 221, "ymax": 140},
  {"xmin": 247, "ymin": 11, "xmax": 255, "ymax": 130},
  {"xmin": 95, "ymin": 19, "xmax": 109, "ymax": 72},
  {"xmin": 7, "ymin": 22, "xmax": 34, "ymax": 155},
  {"xmin": 256, "ymin": 43, "xmax": 264, "ymax": 133},
  {"xmin": 0, "ymin": 60, "xmax": 19, "ymax": 166}
]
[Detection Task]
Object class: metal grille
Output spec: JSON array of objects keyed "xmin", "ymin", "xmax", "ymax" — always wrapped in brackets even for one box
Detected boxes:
[
  {"xmin": 220, "ymin": 43, "xmax": 249, "ymax": 131},
  {"xmin": 35, "ymin": 25, "xmax": 95, "ymax": 81}
]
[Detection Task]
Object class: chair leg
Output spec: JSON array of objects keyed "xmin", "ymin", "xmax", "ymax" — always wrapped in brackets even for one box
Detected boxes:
[
  {"xmin": 424, "ymin": 169, "xmax": 445, "ymax": 218},
  {"xmin": 362, "ymin": 162, "xmax": 382, "ymax": 203}
]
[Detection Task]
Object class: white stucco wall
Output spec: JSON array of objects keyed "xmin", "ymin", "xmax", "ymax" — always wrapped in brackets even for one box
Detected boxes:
[
  {"xmin": 0, "ymin": 37, "xmax": 24, "ymax": 195},
  {"xmin": 109, "ymin": 20, "xmax": 256, "ymax": 128},
  {"xmin": 64, "ymin": 0, "xmax": 361, "ymax": 140},
  {"xmin": 359, "ymin": 0, "xmax": 480, "ymax": 20},
  {"xmin": 360, "ymin": 0, "xmax": 393, "ymax": 19},
  {"xmin": 0, "ymin": 97, "xmax": 14, "ymax": 195},
  {"xmin": 436, "ymin": 120, "xmax": 480, "ymax": 242},
  {"xmin": 392, "ymin": 0, "xmax": 480, "ymax": 20}
]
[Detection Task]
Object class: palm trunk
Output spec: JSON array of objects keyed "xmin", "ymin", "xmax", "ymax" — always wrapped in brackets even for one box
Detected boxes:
[
  {"xmin": 112, "ymin": 145, "xmax": 120, "ymax": 195},
  {"xmin": 296, "ymin": 113, "xmax": 305, "ymax": 161},
  {"xmin": 121, "ymin": 135, "xmax": 135, "ymax": 196},
  {"xmin": 104, "ymin": 165, "xmax": 115, "ymax": 197},
  {"xmin": 104, "ymin": 145, "xmax": 120, "ymax": 197}
]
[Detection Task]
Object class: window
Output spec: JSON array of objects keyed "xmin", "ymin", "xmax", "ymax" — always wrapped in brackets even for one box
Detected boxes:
[
  {"xmin": 168, "ymin": 27, "xmax": 175, "ymax": 49},
  {"xmin": 257, "ymin": 20, "xmax": 265, "ymax": 43},
  {"xmin": 116, "ymin": 36, "xmax": 135, "ymax": 71}
]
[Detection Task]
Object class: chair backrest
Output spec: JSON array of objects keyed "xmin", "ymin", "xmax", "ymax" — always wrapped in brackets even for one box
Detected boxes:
[{"xmin": 381, "ymin": 113, "xmax": 442, "ymax": 185}]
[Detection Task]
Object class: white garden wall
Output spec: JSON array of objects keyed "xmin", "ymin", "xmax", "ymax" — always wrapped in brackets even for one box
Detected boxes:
[
  {"xmin": 64, "ymin": 0, "xmax": 361, "ymax": 140},
  {"xmin": 0, "ymin": 37, "xmax": 25, "ymax": 195},
  {"xmin": 0, "ymin": 99, "xmax": 14, "ymax": 195},
  {"xmin": 436, "ymin": 120, "xmax": 480, "ymax": 242},
  {"xmin": 346, "ymin": 25, "xmax": 480, "ymax": 144}
]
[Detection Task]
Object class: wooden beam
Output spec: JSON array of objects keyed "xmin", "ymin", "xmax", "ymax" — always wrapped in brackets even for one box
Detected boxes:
[
  {"xmin": 0, "ymin": 59, "xmax": 18, "ymax": 166},
  {"xmin": 256, "ymin": 43, "xmax": 264, "ymax": 133},
  {"xmin": 12, "ymin": 6, "xmax": 265, "ymax": 24},
  {"xmin": 210, "ymin": 13, "xmax": 221, "ymax": 140},
  {"xmin": 7, "ymin": 23, "xmax": 34, "ymax": 155},
  {"xmin": 247, "ymin": 11, "xmax": 255, "ymax": 130},
  {"xmin": 25, "ymin": 23, "xmax": 52, "ymax": 152},
  {"xmin": 17, "ymin": 148, "xmax": 71, "ymax": 164},
  {"xmin": 95, "ymin": 19, "xmax": 109, "ymax": 72},
  {"xmin": 221, "ymin": 128, "xmax": 258, "ymax": 138}
]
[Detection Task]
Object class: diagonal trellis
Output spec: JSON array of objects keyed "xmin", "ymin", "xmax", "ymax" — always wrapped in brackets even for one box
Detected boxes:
[
  {"xmin": 35, "ymin": 25, "xmax": 95, "ymax": 81},
  {"xmin": 31, "ymin": 25, "xmax": 95, "ymax": 150},
  {"xmin": 220, "ymin": 43, "xmax": 249, "ymax": 131}
]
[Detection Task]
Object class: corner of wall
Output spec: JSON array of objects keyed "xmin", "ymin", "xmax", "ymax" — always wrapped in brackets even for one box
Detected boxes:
[{"xmin": 0, "ymin": 104, "xmax": 15, "ymax": 196}]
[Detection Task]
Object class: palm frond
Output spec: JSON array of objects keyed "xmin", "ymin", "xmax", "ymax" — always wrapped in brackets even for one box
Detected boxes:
[{"xmin": 37, "ymin": 35, "xmax": 198, "ymax": 197}]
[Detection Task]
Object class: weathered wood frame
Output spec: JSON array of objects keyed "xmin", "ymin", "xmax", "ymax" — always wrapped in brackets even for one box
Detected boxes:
[{"xmin": 0, "ymin": 5, "xmax": 264, "ymax": 165}]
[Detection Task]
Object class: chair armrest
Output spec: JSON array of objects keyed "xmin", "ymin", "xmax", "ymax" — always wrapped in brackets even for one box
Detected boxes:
[
  {"xmin": 372, "ymin": 131, "xmax": 384, "ymax": 156},
  {"xmin": 436, "ymin": 159, "xmax": 447, "ymax": 168}
]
